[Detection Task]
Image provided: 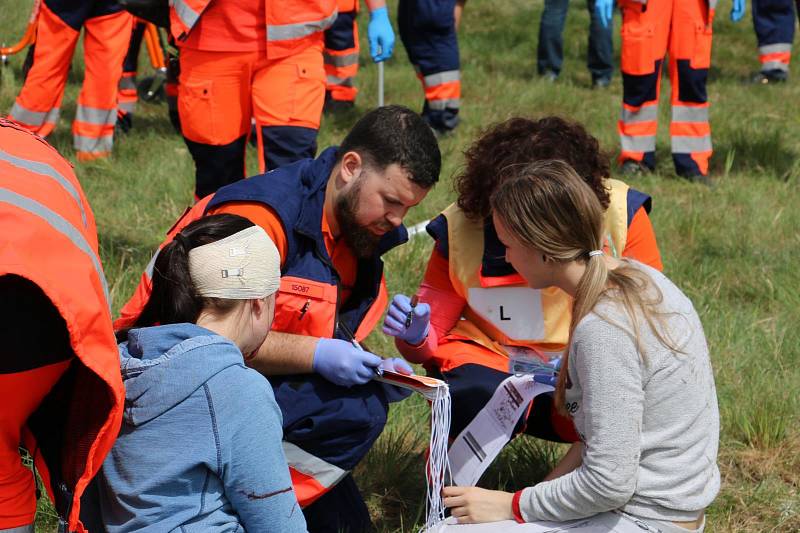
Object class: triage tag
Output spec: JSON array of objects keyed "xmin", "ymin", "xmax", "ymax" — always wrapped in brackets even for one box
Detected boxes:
[{"xmin": 449, "ymin": 375, "xmax": 553, "ymax": 487}]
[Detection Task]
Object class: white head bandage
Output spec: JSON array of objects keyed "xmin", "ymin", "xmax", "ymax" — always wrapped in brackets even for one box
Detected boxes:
[{"xmin": 188, "ymin": 226, "xmax": 280, "ymax": 299}]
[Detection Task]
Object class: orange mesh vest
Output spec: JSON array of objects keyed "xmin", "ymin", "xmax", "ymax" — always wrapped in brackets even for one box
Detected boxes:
[{"xmin": 442, "ymin": 179, "xmax": 632, "ymax": 360}]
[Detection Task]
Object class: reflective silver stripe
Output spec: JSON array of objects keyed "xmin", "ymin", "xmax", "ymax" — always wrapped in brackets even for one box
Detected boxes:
[
  {"xmin": 671, "ymin": 105, "xmax": 709, "ymax": 123},
  {"xmin": 762, "ymin": 60, "xmax": 789, "ymax": 72},
  {"xmin": 76, "ymin": 105, "xmax": 117, "ymax": 126},
  {"xmin": 620, "ymin": 105, "xmax": 658, "ymax": 124},
  {"xmin": 708, "ymin": 0, "xmax": 718, "ymax": 9},
  {"xmin": 119, "ymin": 77, "xmax": 137, "ymax": 90},
  {"xmin": 672, "ymin": 135, "xmax": 712, "ymax": 153},
  {"xmin": 74, "ymin": 134, "xmax": 114, "ymax": 154},
  {"xmin": 118, "ymin": 101, "xmax": 136, "ymax": 113},
  {"xmin": 759, "ymin": 43, "xmax": 792, "ymax": 55},
  {"xmin": 171, "ymin": 0, "xmax": 200, "ymax": 30},
  {"xmin": 0, "ymin": 187, "xmax": 110, "ymax": 308},
  {"xmin": 423, "ymin": 70, "xmax": 460, "ymax": 87},
  {"xmin": 620, "ymin": 135, "xmax": 656, "ymax": 153},
  {"xmin": 428, "ymin": 98, "xmax": 461, "ymax": 110},
  {"xmin": 323, "ymin": 52, "xmax": 358, "ymax": 67},
  {"xmin": 268, "ymin": 10, "xmax": 338, "ymax": 42},
  {"xmin": 326, "ymin": 75, "xmax": 354, "ymax": 87},
  {"xmin": 283, "ymin": 442, "xmax": 347, "ymax": 489},
  {"xmin": 9, "ymin": 102, "xmax": 59, "ymax": 127},
  {"xmin": 0, "ymin": 148, "xmax": 87, "ymax": 226},
  {"xmin": 145, "ymin": 249, "xmax": 159, "ymax": 280}
]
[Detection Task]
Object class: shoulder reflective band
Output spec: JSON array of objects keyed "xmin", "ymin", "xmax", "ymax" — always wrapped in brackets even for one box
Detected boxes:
[
  {"xmin": 0, "ymin": 187, "xmax": 111, "ymax": 311},
  {"xmin": 282, "ymin": 441, "xmax": 347, "ymax": 490},
  {"xmin": 0, "ymin": 148, "xmax": 87, "ymax": 226}
]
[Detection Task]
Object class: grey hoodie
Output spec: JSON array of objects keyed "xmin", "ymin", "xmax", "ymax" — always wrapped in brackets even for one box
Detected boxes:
[{"xmin": 97, "ymin": 323, "xmax": 307, "ymax": 532}]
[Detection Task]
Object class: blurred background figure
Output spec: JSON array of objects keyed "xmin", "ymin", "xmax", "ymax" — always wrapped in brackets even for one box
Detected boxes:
[
  {"xmin": 537, "ymin": 0, "xmax": 614, "ymax": 88},
  {"xmin": 398, "ymin": 0, "xmax": 462, "ymax": 136},
  {"xmin": 7, "ymin": 0, "xmax": 133, "ymax": 161},
  {"xmin": 746, "ymin": 0, "xmax": 796, "ymax": 83},
  {"xmin": 323, "ymin": 0, "xmax": 395, "ymax": 113},
  {"xmin": 0, "ymin": 118, "xmax": 123, "ymax": 533}
]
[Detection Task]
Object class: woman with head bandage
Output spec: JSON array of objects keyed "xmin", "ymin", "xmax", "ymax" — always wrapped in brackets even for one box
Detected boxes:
[{"xmin": 93, "ymin": 214, "xmax": 308, "ymax": 532}]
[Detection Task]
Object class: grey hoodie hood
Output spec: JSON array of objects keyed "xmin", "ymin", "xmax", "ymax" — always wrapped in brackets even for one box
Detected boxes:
[{"xmin": 119, "ymin": 323, "xmax": 244, "ymax": 426}]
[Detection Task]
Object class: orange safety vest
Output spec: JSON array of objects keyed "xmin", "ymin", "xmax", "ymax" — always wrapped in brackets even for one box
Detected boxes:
[
  {"xmin": 169, "ymin": 0, "xmax": 338, "ymax": 58},
  {"xmin": 438, "ymin": 179, "xmax": 633, "ymax": 369},
  {"xmin": 0, "ymin": 118, "xmax": 124, "ymax": 532}
]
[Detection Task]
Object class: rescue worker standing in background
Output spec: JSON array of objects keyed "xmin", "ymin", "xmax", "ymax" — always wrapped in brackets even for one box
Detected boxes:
[
  {"xmin": 605, "ymin": 0, "xmax": 719, "ymax": 182},
  {"xmin": 323, "ymin": 0, "xmax": 395, "ymax": 112},
  {"xmin": 536, "ymin": 0, "xmax": 615, "ymax": 87},
  {"xmin": 0, "ymin": 118, "xmax": 124, "ymax": 532},
  {"xmin": 170, "ymin": 0, "xmax": 357, "ymax": 200},
  {"xmin": 734, "ymin": 0, "xmax": 796, "ymax": 83},
  {"xmin": 114, "ymin": 105, "xmax": 442, "ymax": 533},
  {"xmin": 398, "ymin": 0, "xmax": 463, "ymax": 135},
  {"xmin": 8, "ymin": 0, "xmax": 133, "ymax": 162}
]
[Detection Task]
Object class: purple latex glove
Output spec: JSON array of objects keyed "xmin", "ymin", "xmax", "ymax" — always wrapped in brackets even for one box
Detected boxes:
[
  {"xmin": 313, "ymin": 338, "xmax": 382, "ymax": 387},
  {"xmin": 382, "ymin": 294, "xmax": 431, "ymax": 345}
]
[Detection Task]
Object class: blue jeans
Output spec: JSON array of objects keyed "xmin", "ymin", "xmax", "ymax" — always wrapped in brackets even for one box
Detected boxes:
[{"xmin": 537, "ymin": 0, "xmax": 614, "ymax": 81}]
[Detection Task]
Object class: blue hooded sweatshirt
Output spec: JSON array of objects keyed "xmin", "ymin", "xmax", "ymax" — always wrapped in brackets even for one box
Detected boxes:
[{"xmin": 97, "ymin": 323, "xmax": 307, "ymax": 532}]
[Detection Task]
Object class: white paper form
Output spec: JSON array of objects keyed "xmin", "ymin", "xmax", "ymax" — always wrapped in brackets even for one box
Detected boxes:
[{"xmin": 449, "ymin": 375, "xmax": 554, "ymax": 487}]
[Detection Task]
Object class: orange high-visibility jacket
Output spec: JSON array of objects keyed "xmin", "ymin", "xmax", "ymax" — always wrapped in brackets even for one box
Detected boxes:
[
  {"xmin": 0, "ymin": 118, "xmax": 124, "ymax": 532},
  {"xmin": 169, "ymin": 0, "xmax": 338, "ymax": 58}
]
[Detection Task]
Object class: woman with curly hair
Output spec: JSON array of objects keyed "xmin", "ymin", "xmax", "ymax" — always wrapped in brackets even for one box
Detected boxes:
[
  {"xmin": 382, "ymin": 116, "xmax": 663, "ymax": 445},
  {"xmin": 438, "ymin": 159, "xmax": 717, "ymax": 532}
]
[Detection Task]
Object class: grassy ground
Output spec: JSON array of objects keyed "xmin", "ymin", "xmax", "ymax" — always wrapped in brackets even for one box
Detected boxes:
[{"xmin": 2, "ymin": 0, "xmax": 799, "ymax": 531}]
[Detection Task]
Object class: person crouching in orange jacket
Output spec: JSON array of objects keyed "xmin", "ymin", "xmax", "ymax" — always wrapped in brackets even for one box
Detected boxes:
[
  {"xmin": 0, "ymin": 118, "xmax": 124, "ymax": 532},
  {"xmin": 170, "ymin": 0, "xmax": 393, "ymax": 200}
]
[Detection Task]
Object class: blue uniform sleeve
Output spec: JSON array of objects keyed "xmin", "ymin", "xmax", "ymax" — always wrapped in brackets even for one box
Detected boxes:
[
  {"xmin": 626, "ymin": 187, "xmax": 652, "ymax": 227},
  {"xmin": 426, "ymin": 214, "xmax": 449, "ymax": 259},
  {"xmin": 211, "ymin": 366, "xmax": 307, "ymax": 533}
]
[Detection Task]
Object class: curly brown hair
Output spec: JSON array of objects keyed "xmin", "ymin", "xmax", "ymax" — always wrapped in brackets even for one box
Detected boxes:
[{"xmin": 454, "ymin": 116, "xmax": 611, "ymax": 220}]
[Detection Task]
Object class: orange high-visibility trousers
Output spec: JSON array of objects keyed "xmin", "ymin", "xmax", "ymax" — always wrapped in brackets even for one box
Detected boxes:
[
  {"xmin": 324, "ymin": 0, "xmax": 360, "ymax": 104},
  {"xmin": 617, "ymin": 0, "xmax": 714, "ymax": 177},
  {"xmin": 178, "ymin": 43, "xmax": 326, "ymax": 198},
  {"xmin": 8, "ymin": 1, "xmax": 133, "ymax": 162}
]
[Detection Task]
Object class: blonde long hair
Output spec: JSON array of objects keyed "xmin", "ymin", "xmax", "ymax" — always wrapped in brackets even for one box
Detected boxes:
[{"xmin": 490, "ymin": 160, "xmax": 676, "ymax": 413}]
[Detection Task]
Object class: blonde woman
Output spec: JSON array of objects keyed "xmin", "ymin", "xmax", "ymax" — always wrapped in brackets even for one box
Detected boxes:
[{"xmin": 439, "ymin": 160, "xmax": 720, "ymax": 533}]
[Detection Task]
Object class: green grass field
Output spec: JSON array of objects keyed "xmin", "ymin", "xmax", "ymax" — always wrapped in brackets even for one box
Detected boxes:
[{"xmin": 2, "ymin": 0, "xmax": 798, "ymax": 531}]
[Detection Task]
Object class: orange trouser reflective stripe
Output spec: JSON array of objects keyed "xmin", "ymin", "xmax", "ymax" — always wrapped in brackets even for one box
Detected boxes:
[
  {"xmin": 324, "ymin": 0, "xmax": 359, "ymax": 102},
  {"xmin": 8, "ymin": 3, "xmax": 78, "ymax": 137},
  {"xmin": 72, "ymin": 10, "xmax": 133, "ymax": 161}
]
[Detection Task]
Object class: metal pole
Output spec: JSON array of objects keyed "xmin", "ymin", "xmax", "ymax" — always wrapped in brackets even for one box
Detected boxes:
[{"xmin": 378, "ymin": 60, "xmax": 384, "ymax": 107}]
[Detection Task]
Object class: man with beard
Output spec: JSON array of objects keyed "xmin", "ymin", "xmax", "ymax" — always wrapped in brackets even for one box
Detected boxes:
[{"xmin": 114, "ymin": 105, "xmax": 441, "ymax": 533}]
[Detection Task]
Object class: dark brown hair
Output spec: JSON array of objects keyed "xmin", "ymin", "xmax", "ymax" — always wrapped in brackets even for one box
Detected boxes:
[
  {"xmin": 118, "ymin": 214, "xmax": 255, "ymax": 341},
  {"xmin": 454, "ymin": 116, "xmax": 611, "ymax": 220}
]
